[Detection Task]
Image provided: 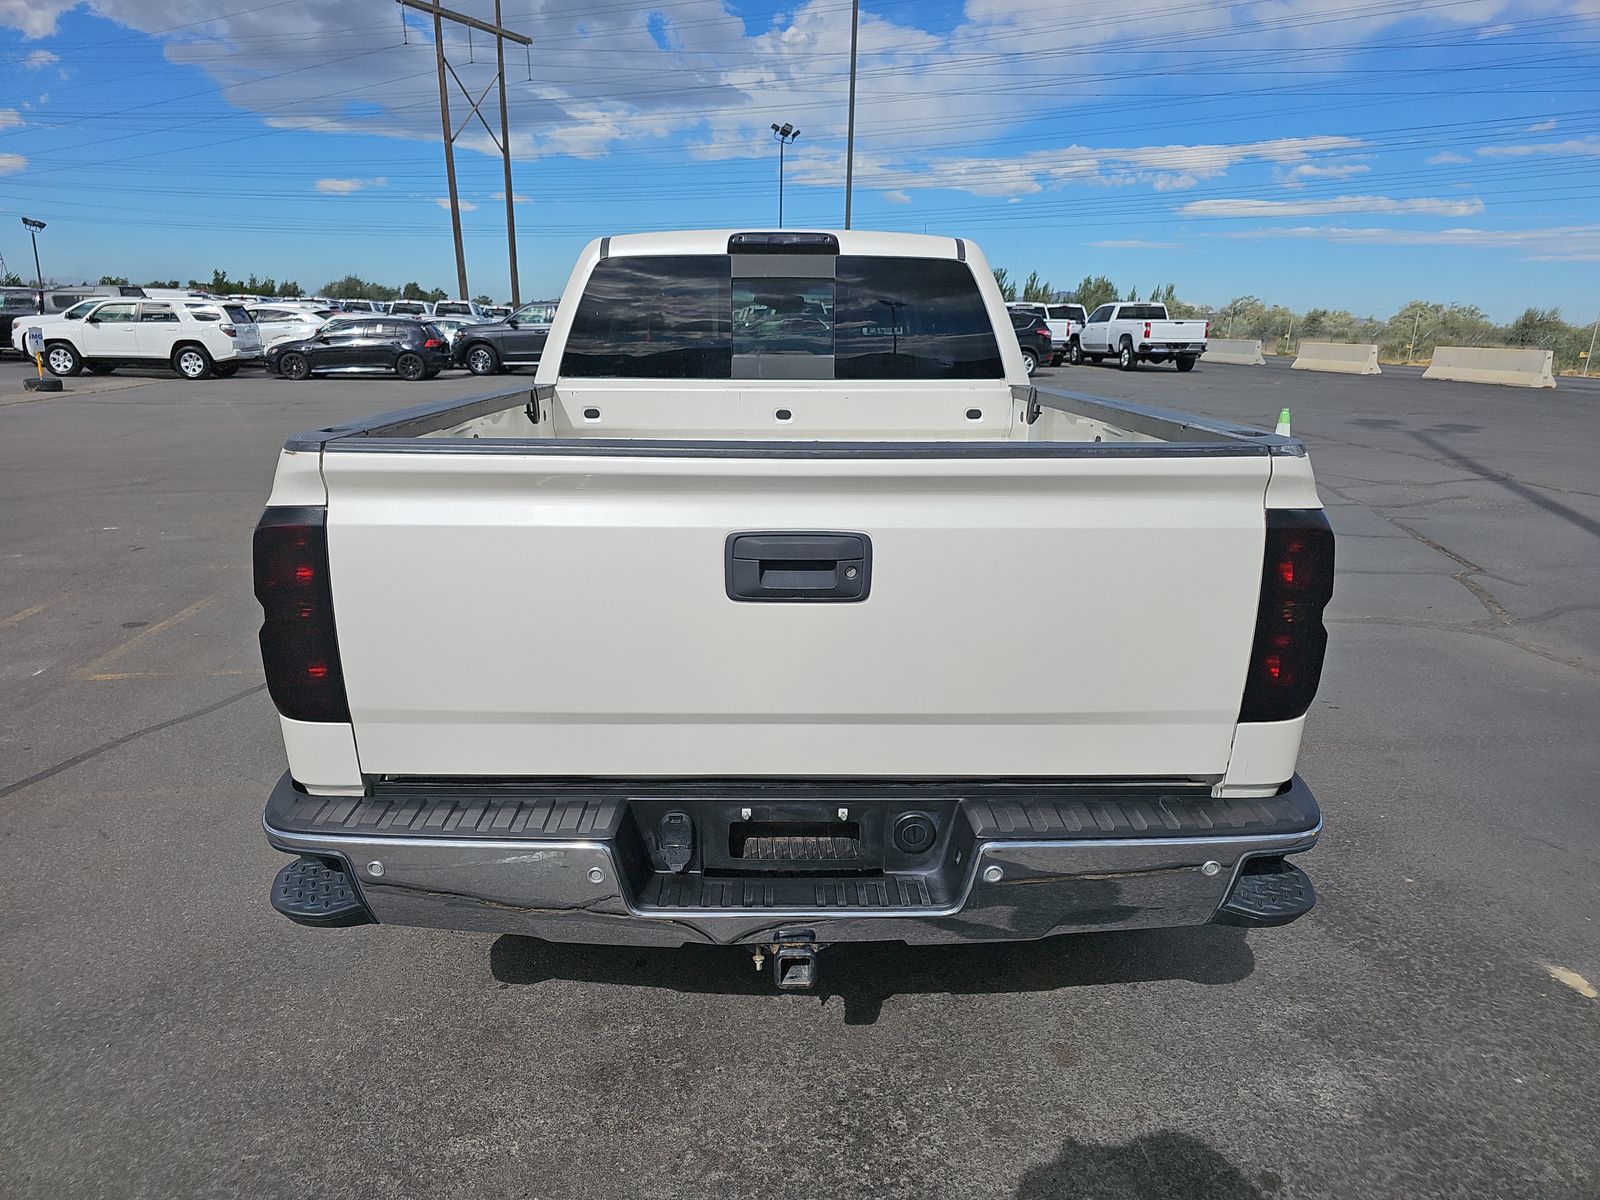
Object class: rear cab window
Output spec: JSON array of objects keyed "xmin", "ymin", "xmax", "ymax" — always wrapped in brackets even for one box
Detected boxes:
[{"xmin": 561, "ymin": 254, "xmax": 1002, "ymax": 380}]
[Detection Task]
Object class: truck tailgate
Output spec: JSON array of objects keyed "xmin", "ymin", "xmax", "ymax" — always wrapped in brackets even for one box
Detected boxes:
[{"xmin": 321, "ymin": 450, "xmax": 1269, "ymax": 779}]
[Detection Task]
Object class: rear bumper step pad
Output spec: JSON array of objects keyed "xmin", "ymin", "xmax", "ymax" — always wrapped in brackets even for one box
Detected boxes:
[
  {"xmin": 1216, "ymin": 858, "xmax": 1316, "ymax": 927},
  {"xmin": 271, "ymin": 856, "xmax": 373, "ymax": 928}
]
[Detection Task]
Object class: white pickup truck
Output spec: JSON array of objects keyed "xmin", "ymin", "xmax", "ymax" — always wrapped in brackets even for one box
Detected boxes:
[
  {"xmin": 256, "ymin": 230, "xmax": 1332, "ymax": 991},
  {"xmin": 1074, "ymin": 301, "xmax": 1209, "ymax": 371},
  {"xmin": 1009, "ymin": 301, "xmax": 1087, "ymax": 365}
]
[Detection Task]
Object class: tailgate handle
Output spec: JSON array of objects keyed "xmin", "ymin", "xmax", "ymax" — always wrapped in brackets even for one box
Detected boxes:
[{"xmin": 725, "ymin": 532, "xmax": 871, "ymax": 603}]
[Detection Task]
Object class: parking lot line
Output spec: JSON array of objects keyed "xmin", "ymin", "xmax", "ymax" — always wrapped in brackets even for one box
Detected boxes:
[
  {"xmin": 0, "ymin": 595, "xmax": 65, "ymax": 628},
  {"xmin": 73, "ymin": 594, "xmax": 217, "ymax": 680}
]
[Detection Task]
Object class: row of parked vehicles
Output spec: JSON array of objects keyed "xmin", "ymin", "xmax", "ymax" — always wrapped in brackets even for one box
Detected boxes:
[
  {"xmin": 5, "ymin": 289, "xmax": 558, "ymax": 382},
  {"xmin": 1007, "ymin": 300, "xmax": 1209, "ymax": 374}
]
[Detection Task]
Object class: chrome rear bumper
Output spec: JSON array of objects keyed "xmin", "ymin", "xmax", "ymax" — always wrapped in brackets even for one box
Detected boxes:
[{"xmin": 264, "ymin": 774, "xmax": 1320, "ymax": 947}]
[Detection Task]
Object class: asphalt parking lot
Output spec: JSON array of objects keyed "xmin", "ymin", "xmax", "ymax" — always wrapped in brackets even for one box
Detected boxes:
[{"xmin": 2, "ymin": 354, "xmax": 1597, "ymax": 1200}]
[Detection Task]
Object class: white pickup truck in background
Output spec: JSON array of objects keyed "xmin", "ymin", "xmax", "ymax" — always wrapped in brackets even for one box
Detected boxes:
[
  {"xmin": 1009, "ymin": 300, "xmax": 1087, "ymax": 365},
  {"xmin": 255, "ymin": 229, "xmax": 1332, "ymax": 991},
  {"xmin": 1074, "ymin": 301, "xmax": 1209, "ymax": 371}
]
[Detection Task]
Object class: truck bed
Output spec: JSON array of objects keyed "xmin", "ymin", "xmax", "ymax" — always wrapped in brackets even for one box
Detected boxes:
[{"xmin": 288, "ymin": 381, "xmax": 1288, "ymax": 449}]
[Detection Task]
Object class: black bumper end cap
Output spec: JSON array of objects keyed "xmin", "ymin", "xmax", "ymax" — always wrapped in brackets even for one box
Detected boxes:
[
  {"xmin": 271, "ymin": 855, "xmax": 375, "ymax": 929},
  {"xmin": 1214, "ymin": 858, "xmax": 1316, "ymax": 928}
]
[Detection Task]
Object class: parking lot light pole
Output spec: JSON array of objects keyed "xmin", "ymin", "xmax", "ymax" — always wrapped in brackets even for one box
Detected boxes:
[
  {"xmin": 844, "ymin": 0, "xmax": 858, "ymax": 229},
  {"xmin": 771, "ymin": 122, "xmax": 800, "ymax": 228},
  {"xmin": 21, "ymin": 217, "xmax": 46, "ymax": 314}
]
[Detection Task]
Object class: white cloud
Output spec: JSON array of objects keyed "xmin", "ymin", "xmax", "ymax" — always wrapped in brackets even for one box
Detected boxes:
[
  {"xmin": 784, "ymin": 135, "xmax": 1368, "ymax": 202},
  {"xmin": 0, "ymin": 151, "xmax": 25, "ymax": 173},
  {"xmin": 315, "ymin": 176, "xmax": 386, "ymax": 194},
  {"xmin": 882, "ymin": 190, "xmax": 910, "ymax": 204},
  {"xmin": 1287, "ymin": 162, "xmax": 1370, "ymax": 181},
  {"xmin": 1181, "ymin": 195, "xmax": 1484, "ymax": 218},
  {"xmin": 493, "ymin": 191, "xmax": 533, "ymax": 204},
  {"xmin": 1089, "ymin": 240, "xmax": 1184, "ymax": 249},
  {"xmin": 22, "ymin": 48, "xmax": 57, "ymax": 68},
  {"xmin": 1216, "ymin": 223, "xmax": 1600, "ymax": 261},
  {"xmin": 1477, "ymin": 138, "xmax": 1600, "ymax": 158},
  {"xmin": 1427, "ymin": 152, "xmax": 1471, "ymax": 165},
  {"xmin": 0, "ymin": 108, "xmax": 22, "ymax": 130},
  {"xmin": 0, "ymin": 0, "xmax": 1581, "ymax": 216},
  {"xmin": 1526, "ymin": 119, "xmax": 1558, "ymax": 133},
  {"xmin": 436, "ymin": 198, "xmax": 478, "ymax": 211}
]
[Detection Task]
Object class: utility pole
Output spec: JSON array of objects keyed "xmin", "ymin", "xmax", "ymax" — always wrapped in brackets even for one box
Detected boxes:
[
  {"xmin": 1584, "ymin": 311, "xmax": 1598, "ymax": 377},
  {"xmin": 398, "ymin": 0, "xmax": 531, "ymax": 302},
  {"xmin": 1409, "ymin": 311, "xmax": 1421, "ymax": 363},
  {"xmin": 495, "ymin": 0, "xmax": 520, "ymax": 306},
  {"xmin": 843, "ymin": 0, "xmax": 859, "ymax": 230}
]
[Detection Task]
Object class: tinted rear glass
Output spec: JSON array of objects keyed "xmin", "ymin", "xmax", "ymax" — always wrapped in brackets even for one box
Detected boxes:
[
  {"xmin": 224, "ymin": 305, "xmax": 252, "ymax": 324},
  {"xmin": 563, "ymin": 254, "xmax": 1000, "ymax": 380},
  {"xmin": 563, "ymin": 255, "xmax": 733, "ymax": 379}
]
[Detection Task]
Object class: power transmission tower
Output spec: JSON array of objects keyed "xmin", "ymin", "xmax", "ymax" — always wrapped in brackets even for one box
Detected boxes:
[{"xmin": 397, "ymin": 1, "xmax": 531, "ymax": 304}]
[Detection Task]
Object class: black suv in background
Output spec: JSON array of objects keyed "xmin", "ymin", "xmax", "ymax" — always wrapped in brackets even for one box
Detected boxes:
[
  {"xmin": 265, "ymin": 318, "xmax": 452, "ymax": 381},
  {"xmin": 1010, "ymin": 310, "xmax": 1052, "ymax": 376},
  {"xmin": 454, "ymin": 301, "xmax": 556, "ymax": 375}
]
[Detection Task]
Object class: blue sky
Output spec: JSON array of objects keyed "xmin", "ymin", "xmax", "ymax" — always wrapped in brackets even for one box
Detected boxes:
[{"xmin": 1, "ymin": 0, "xmax": 1598, "ymax": 320}]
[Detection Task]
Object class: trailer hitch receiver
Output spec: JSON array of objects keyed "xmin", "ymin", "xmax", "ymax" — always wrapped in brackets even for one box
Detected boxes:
[{"xmin": 758, "ymin": 928, "xmax": 823, "ymax": 991}]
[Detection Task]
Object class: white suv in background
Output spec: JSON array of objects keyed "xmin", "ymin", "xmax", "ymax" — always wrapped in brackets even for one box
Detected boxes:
[
  {"xmin": 387, "ymin": 300, "xmax": 434, "ymax": 318},
  {"xmin": 247, "ymin": 303, "xmax": 338, "ymax": 349},
  {"xmin": 43, "ymin": 299, "xmax": 263, "ymax": 380},
  {"xmin": 432, "ymin": 300, "xmax": 490, "ymax": 320}
]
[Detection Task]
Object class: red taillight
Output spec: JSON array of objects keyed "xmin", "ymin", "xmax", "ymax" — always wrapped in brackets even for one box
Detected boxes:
[
  {"xmin": 424, "ymin": 337, "xmax": 445, "ymax": 350},
  {"xmin": 253, "ymin": 507, "xmax": 349, "ymax": 723},
  {"xmin": 1204, "ymin": 321, "xmax": 1211, "ymax": 338},
  {"xmin": 1143, "ymin": 321, "xmax": 1151, "ymax": 339},
  {"xmin": 1239, "ymin": 509, "xmax": 1335, "ymax": 724},
  {"xmin": 221, "ymin": 323, "xmax": 238, "ymax": 337}
]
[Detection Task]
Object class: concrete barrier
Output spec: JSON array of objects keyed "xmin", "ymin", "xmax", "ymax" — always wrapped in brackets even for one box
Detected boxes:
[
  {"xmin": 1203, "ymin": 338, "xmax": 1265, "ymax": 366},
  {"xmin": 1292, "ymin": 341, "xmax": 1381, "ymax": 375},
  {"xmin": 1423, "ymin": 346, "xmax": 1556, "ymax": 389}
]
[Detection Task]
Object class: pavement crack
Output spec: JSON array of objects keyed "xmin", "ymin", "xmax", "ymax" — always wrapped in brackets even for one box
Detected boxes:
[
  {"xmin": 1323, "ymin": 482, "xmax": 1516, "ymax": 625},
  {"xmin": 0, "ymin": 683, "xmax": 267, "ymax": 801}
]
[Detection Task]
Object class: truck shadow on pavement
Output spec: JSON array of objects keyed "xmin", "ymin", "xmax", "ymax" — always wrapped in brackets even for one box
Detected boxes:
[
  {"xmin": 489, "ymin": 925, "xmax": 1254, "ymax": 1025},
  {"xmin": 1015, "ymin": 1131, "xmax": 1276, "ymax": 1199}
]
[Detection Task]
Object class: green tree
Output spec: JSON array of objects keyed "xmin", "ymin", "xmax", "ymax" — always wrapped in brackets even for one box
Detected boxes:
[
  {"xmin": 276, "ymin": 280, "xmax": 304, "ymax": 298},
  {"xmin": 1020, "ymin": 271, "xmax": 1052, "ymax": 302},
  {"xmin": 143, "ymin": 279, "xmax": 181, "ymax": 289},
  {"xmin": 323, "ymin": 274, "xmax": 373, "ymax": 300},
  {"xmin": 1505, "ymin": 306, "xmax": 1566, "ymax": 349},
  {"xmin": 991, "ymin": 267, "xmax": 1016, "ymax": 302},
  {"xmin": 472, "ymin": 293, "xmax": 493, "ymax": 305},
  {"xmin": 99, "ymin": 275, "xmax": 130, "ymax": 286},
  {"xmin": 1070, "ymin": 275, "xmax": 1119, "ymax": 312},
  {"xmin": 1, "ymin": 271, "xmax": 25, "ymax": 286}
]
